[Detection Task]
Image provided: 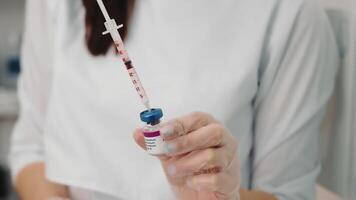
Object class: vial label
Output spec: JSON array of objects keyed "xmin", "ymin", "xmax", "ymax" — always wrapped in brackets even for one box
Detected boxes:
[{"xmin": 143, "ymin": 131, "xmax": 165, "ymax": 155}]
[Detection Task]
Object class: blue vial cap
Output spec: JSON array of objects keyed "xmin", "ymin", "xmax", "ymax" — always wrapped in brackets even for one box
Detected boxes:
[{"xmin": 140, "ymin": 108, "xmax": 163, "ymax": 124}]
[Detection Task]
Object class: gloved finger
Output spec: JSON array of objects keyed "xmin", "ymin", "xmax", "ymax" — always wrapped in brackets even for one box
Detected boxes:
[
  {"xmin": 133, "ymin": 128, "xmax": 146, "ymax": 150},
  {"xmin": 186, "ymin": 172, "xmax": 239, "ymax": 195},
  {"xmin": 166, "ymin": 148, "xmax": 230, "ymax": 177},
  {"xmin": 163, "ymin": 123, "xmax": 237, "ymax": 156},
  {"xmin": 160, "ymin": 112, "xmax": 217, "ymax": 140}
]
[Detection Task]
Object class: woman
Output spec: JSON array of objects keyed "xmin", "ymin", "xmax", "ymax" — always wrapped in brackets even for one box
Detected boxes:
[{"xmin": 10, "ymin": 0, "xmax": 339, "ymax": 199}]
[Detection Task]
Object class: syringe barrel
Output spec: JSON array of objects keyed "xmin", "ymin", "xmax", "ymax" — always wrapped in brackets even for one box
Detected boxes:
[
  {"xmin": 103, "ymin": 20, "xmax": 130, "ymax": 62},
  {"xmin": 103, "ymin": 20, "xmax": 150, "ymax": 107},
  {"xmin": 126, "ymin": 65, "xmax": 150, "ymax": 109},
  {"xmin": 97, "ymin": 0, "xmax": 151, "ymax": 110}
]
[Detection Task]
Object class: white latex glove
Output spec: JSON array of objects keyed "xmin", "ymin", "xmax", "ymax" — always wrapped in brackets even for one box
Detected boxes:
[
  {"xmin": 48, "ymin": 197, "xmax": 70, "ymax": 200},
  {"xmin": 134, "ymin": 112, "xmax": 240, "ymax": 200}
]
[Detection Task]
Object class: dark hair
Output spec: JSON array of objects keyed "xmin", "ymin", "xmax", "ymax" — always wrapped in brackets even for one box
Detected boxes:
[{"xmin": 82, "ymin": 0, "xmax": 135, "ymax": 56}]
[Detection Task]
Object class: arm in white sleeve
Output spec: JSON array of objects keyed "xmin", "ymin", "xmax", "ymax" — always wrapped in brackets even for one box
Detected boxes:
[
  {"xmin": 252, "ymin": 0, "xmax": 339, "ymax": 199},
  {"xmin": 9, "ymin": 0, "xmax": 53, "ymax": 182}
]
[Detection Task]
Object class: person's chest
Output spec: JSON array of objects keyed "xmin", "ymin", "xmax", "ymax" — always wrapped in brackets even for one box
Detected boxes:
[
  {"xmin": 42, "ymin": 0, "xmax": 275, "ymax": 197},
  {"xmin": 48, "ymin": 0, "xmax": 270, "ymax": 122}
]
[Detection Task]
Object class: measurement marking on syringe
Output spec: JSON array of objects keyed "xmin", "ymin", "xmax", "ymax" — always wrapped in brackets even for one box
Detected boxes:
[{"xmin": 124, "ymin": 61, "xmax": 133, "ymax": 70}]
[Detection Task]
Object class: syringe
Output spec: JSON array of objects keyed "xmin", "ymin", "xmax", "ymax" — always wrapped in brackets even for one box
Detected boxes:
[{"xmin": 96, "ymin": 0, "xmax": 151, "ymax": 110}]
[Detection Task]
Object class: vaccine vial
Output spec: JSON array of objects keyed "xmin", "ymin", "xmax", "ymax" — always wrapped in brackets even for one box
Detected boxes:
[{"xmin": 140, "ymin": 108, "xmax": 165, "ymax": 155}]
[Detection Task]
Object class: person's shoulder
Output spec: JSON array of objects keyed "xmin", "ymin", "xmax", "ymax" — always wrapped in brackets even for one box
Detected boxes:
[
  {"xmin": 263, "ymin": 0, "xmax": 327, "ymax": 34},
  {"xmin": 274, "ymin": 0, "xmax": 325, "ymax": 21},
  {"xmin": 259, "ymin": 0, "xmax": 333, "ymax": 70}
]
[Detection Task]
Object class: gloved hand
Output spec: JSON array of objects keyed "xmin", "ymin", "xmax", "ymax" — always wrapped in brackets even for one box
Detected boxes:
[{"xmin": 134, "ymin": 112, "xmax": 240, "ymax": 200}]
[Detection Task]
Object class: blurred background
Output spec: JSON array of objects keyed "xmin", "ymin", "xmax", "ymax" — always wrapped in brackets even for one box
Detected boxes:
[
  {"xmin": 0, "ymin": 0, "xmax": 23, "ymax": 199},
  {"xmin": 0, "ymin": 0, "xmax": 354, "ymax": 200}
]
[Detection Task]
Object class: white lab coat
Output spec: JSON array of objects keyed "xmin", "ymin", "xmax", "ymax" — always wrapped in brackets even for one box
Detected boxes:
[{"xmin": 10, "ymin": 0, "xmax": 339, "ymax": 199}]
